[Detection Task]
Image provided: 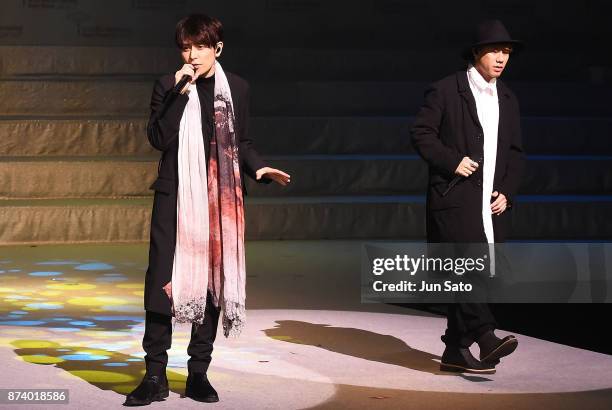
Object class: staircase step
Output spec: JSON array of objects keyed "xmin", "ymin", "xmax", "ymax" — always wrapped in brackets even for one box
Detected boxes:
[
  {"xmin": 253, "ymin": 117, "xmax": 612, "ymax": 155},
  {"xmin": 249, "ymin": 155, "xmax": 612, "ymax": 197},
  {"xmin": 2, "ymin": 79, "xmax": 610, "ymax": 117},
  {"xmin": 1, "ymin": 46, "xmax": 591, "ymax": 81},
  {"xmin": 0, "ymin": 46, "xmax": 178, "ymax": 77},
  {"xmin": 0, "ymin": 79, "xmax": 151, "ymax": 116},
  {"xmin": 248, "ymin": 195, "xmax": 612, "ymax": 240},
  {"xmin": 0, "ymin": 156, "xmax": 158, "ymax": 199},
  {"xmin": 522, "ymin": 117, "xmax": 612, "ymax": 155},
  {"xmin": 1, "ymin": 195, "xmax": 610, "ymax": 244},
  {"xmin": 2, "ymin": 116, "xmax": 611, "ymax": 157},
  {"xmin": 522, "ymin": 156, "xmax": 612, "ymax": 195},
  {"xmin": 0, "ymin": 118, "xmax": 154, "ymax": 157},
  {"xmin": 3, "ymin": 2, "xmax": 605, "ymax": 52},
  {"xmin": 2, "ymin": 155, "xmax": 610, "ymax": 198},
  {"xmin": 511, "ymin": 195, "xmax": 612, "ymax": 241},
  {"xmin": 0, "ymin": 198, "xmax": 152, "ymax": 245}
]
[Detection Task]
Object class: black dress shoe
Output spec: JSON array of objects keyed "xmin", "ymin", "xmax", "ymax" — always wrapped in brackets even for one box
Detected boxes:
[
  {"xmin": 478, "ymin": 333, "xmax": 518, "ymax": 365},
  {"xmin": 123, "ymin": 374, "xmax": 169, "ymax": 406},
  {"xmin": 185, "ymin": 372, "xmax": 219, "ymax": 403},
  {"xmin": 440, "ymin": 345, "xmax": 496, "ymax": 374}
]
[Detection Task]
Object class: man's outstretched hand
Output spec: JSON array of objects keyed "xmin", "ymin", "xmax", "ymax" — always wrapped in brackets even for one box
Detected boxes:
[{"xmin": 256, "ymin": 167, "xmax": 291, "ymax": 186}]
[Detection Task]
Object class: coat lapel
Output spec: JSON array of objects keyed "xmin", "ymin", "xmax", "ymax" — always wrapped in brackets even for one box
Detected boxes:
[
  {"xmin": 456, "ymin": 71, "xmax": 482, "ymax": 131},
  {"xmin": 496, "ymin": 80, "xmax": 511, "ymax": 143},
  {"xmin": 494, "ymin": 80, "xmax": 512, "ymax": 184}
]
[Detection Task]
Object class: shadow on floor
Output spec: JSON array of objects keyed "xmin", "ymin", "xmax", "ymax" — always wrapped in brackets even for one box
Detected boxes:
[{"xmin": 264, "ymin": 320, "xmax": 489, "ymax": 379}]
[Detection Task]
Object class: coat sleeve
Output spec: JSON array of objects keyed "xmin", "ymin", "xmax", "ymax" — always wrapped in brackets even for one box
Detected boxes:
[
  {"xmin": 496, "ymin": 99, "xmax": 525, "ymax": 208},
  {"xmin": 147, "ymin": 77, "xmax": 189, "ymax": 151},
  {"xmin": 238, "ymin": 82, "xmax": 270, "ymax": 183},
  {"xmin": 410, "ymin": 84, "xmax": 464, "ymax": 178}
]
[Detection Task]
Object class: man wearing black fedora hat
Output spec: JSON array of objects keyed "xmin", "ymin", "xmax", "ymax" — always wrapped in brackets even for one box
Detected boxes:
[{"xmin": 411, "ymin": 20, "xmax": 525, "ymax": 373}]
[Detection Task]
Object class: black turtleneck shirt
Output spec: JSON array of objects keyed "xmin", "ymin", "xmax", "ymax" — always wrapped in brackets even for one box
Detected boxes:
[{"xmin": 196, "ymin": 74, "xmax": 215, "ymax": 161}]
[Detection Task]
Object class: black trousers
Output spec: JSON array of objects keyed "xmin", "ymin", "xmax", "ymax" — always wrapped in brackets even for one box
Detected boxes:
[
  {"xmin": 441, "ymin": 243, "xmax": 498, "ymax": 347},
  {"xmin": 142, "ymin": 291, "xmax": 221, "ymax": 375},
  {"xmin": 443, "ymin": 303, "xmax": 497, "ymax": 347}
]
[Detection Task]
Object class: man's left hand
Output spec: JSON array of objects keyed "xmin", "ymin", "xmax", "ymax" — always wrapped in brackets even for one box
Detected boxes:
[
  {"xmin": 256, "ymin": 167, "xmax": 291, "ymax": 186},
  {"xmin": 491, "ymin": 191, "xmax": 507, "ymax": 215}
]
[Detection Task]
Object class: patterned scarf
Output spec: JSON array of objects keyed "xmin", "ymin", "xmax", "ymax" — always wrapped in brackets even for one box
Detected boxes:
[{"xmin": 165, "ymin": 61, "xmax": 246, "ymax": 337}]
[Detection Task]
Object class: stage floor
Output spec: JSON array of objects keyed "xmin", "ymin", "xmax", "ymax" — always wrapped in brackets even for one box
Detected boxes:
[{"xmin": 1, "ymin": 241, "xmax": 611, "ymax": 409}]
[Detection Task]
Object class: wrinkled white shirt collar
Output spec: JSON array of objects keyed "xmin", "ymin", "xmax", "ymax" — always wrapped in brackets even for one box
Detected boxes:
[{"xmin": 467, "ymin": 64, "xmax": 497, "ymax": 96}]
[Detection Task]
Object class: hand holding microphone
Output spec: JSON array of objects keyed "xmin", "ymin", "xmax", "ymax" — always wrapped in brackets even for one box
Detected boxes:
[
  {"xmin": 443, "ymin": 156, "xmax": 479, "ymax": 196},
  {"xmin": 174, "ymin": 64, "xmax": 199, "ymax": 94},
  {"xmin": 455, "ymin": 156, "xmax": 479, "ymax": 177}
]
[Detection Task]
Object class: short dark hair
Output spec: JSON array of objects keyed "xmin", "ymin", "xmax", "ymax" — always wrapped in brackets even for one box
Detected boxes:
[
  {"xmin": 175, "ymin": 14, "xmax": 223, "ymax": 49},
  {"xmin": 470, "ymin": 43, "xmax": 514, "ymax": 62}
]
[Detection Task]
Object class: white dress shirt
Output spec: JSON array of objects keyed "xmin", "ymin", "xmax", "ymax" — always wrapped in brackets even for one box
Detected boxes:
[{"xmin": 467, "ymin": 64, "xmax": 499, "ymax": 244}]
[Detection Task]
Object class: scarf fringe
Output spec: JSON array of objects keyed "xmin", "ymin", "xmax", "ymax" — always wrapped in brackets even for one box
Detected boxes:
[
  {"xmin": 173, "ymin": 296, "xmax": 207, "ymax": 324},
  {"xmin": 170, "ymin": 300, "xmax": 246, "ymax": 337},
  {"xmin": 222, "ymin": 302, "xmax": 246, "ymax": 337}
]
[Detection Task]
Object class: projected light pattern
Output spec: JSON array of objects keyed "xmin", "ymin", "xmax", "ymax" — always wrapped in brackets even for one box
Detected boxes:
[
  {"xmin": 0, "ymin": 249, "xmax": 284, "ymax": 397},
  {"xmin": 28, "ymin": 271, "xmax": 63, "ymax": 277},
  {"xmin": 75, "ymin": 263, "xmax": 115, "ymax": 271},
  {"xmin": 0, "ymin": 253, "xmax": 186, "ymax": 394}
]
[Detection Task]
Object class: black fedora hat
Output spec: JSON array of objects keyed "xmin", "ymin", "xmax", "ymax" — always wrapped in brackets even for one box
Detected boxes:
[{"xmin": 462, "ymin": 19, "xmax": 523, "ymax": 61}]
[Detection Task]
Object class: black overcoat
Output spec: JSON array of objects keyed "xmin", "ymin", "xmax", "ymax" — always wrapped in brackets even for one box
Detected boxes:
[
  {"xmin": 143, "ymin": 71, "xmax": 267, "ymax": 316},
  {"xmin": 411, "ymin": 70, "xmax": 525, "ymax": 243}
]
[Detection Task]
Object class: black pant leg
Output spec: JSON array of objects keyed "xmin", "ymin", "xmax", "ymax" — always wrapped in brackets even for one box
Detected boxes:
[
  {"xmin": 443, "ymin": 302, "xmax": 496, "ymax": 347},
  {"xmin": 142, "ymin": 310, "xmax": 173, "ymax": 375},
  {"xmin": 442, "ymin": 243, "xmax": 497, "ymax": 347},
  {"xmin": 187, "ymin": 292, "xmax": 221, "ymax": 373}
]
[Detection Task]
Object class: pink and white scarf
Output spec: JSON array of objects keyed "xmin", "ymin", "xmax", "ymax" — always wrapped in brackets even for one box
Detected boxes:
[{"xmin": 165, "ymin": 61, "xmax": 246, "ymax": 337}]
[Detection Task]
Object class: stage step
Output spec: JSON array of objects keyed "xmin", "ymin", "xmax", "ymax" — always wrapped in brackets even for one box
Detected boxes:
[
  {"xmin": 1, "ymin": 44, "xmax": 609, "ymax": 244},
  {"xmin": 2, "ymin": 116, "xmax": 611, "ymax": 157},
  {"xmin": 0, "ymin": 79, "xmax": 151, "ymax": 117},
  {"xmin": 0, "ymin": 46, "xmax": 591, "ymax": 81},
  {"xmin": 1, "ymin": 196, "xmax": 611, "ymax": 244},
  {"xmin": 2, "ymin": 79, "xmax": 610, "ymax": 117},
  {"xmin": 0, "ymin": 117, "xmax": 155, "ymax": 157},
  {"xmin": 1, "ymin": 155, "xmax": 610, "ymax": 199},
  {"xmin": 249, "ymin": 195, "xmax": 612, "ymax": 240},
  {"xmin": 0, "ymin": 156, "xmax": 158, "ymax": 199},
  {"xmin": 0, "ymin": 198, "xmax": 152, "ymax": 245}
]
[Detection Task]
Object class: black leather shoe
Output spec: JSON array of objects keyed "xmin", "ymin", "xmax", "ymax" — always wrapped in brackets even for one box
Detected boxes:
[
  {"xmin": 479, "ymin": 334, "xmax": 518, "ymax": 365},
  {"xmin": 123, "ymin": 373, "xmax": 169, "ymax": 406},
  {"xmin": 440, "ymin": 345, "xmax": 496, "ymax": 374},
  {"xmin": 185, "ymin": 372, "xmax": 219, "ymax": 403}
]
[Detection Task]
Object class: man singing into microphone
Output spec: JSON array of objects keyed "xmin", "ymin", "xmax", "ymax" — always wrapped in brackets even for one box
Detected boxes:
[
  {"xmin": 125, "ymin": 14, "xmax": 290, "ymax": 406},
  {"xmin": 411, "ymin": 20, "xmax": 525, "ymax": 373}
]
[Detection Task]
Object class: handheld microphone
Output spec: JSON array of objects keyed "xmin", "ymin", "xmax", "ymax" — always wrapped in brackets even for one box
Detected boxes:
[
  {"xmin": 441, "ymin": 175, "xmax": 462, "ymax": 196},
  {"xmin": 442, "ymin": 158, "xmax": 480, "ymax": 196},
  {"xmin": 173, "ymin": 74, "xmax": 192, "ymax": 94}
]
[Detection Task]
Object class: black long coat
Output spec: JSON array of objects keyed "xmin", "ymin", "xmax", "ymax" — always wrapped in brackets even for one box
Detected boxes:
[
  {"xmin": 143, "ymin": 71, "xmax": 268, "ymax": 316},
  {"xmin": 411, "ymin": 70, "xmax": 525, "ymax": 243}
]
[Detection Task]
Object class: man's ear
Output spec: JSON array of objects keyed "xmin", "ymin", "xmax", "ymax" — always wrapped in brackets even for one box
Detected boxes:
[{"xmin": 215, "ymin": 42, "xmax": 224, "ymax": 57}]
